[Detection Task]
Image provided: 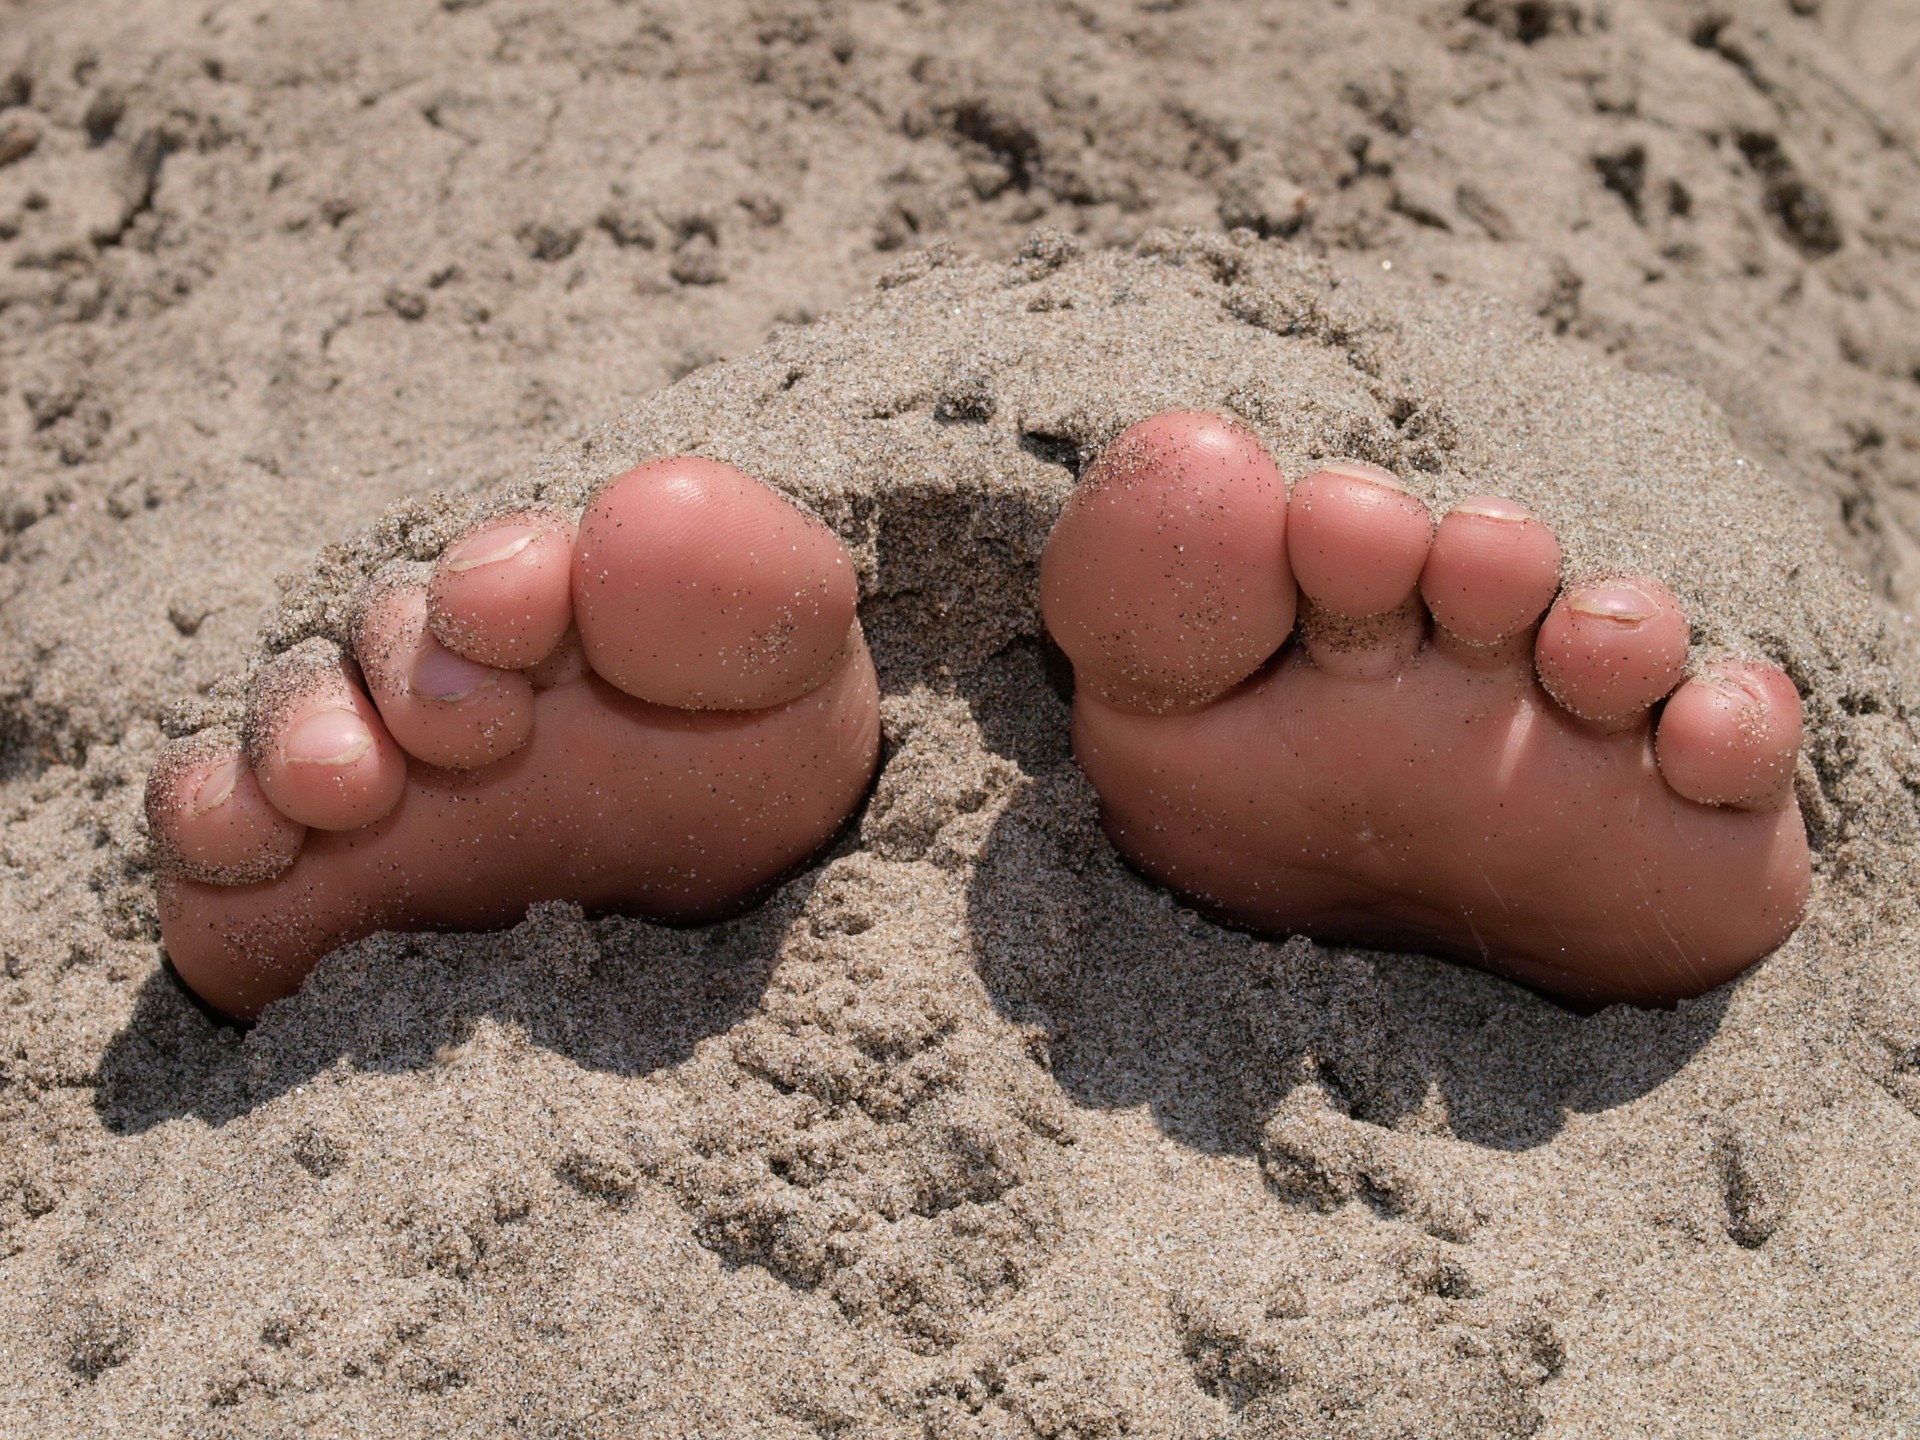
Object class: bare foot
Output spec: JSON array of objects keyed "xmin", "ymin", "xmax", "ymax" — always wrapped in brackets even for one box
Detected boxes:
[
  {"xmin": 147, "ymin": 458, "xmax": 882, "ymax": 1020},
  {"xmin": 1039, "ymin": 412, "xmax": 1810, "ymax": 1007}
]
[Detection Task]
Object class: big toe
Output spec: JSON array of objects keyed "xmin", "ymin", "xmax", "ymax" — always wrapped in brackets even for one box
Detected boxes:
[
  {"xmin": 1657, "ymin": 660, "xmax": 1803, "ymax": 810},
  {"xmin": 573, "ymin": 456, "xmax": 859, "ymax": 711},
  {"xmin": 1039, "ymin": 411, "xmax": 1295, "ymax": 713},
  {"xmin": 1535, "ymin": 577, "xmax": 1690, "ymax": 730}
]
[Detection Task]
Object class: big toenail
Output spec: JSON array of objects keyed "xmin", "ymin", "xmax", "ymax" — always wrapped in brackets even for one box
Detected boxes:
[
  {"xmin": 284, "ymin": 708, "xmax": 373, "ymax": 766},
  {"xmin": 1317, "ymin": 461, "xmax": 1407, "ymax": 492},
  {"xmin": 191, "ymin": 758, "xmax": 241, "ymax": 816},
  {"xmin": 410, "ymin": 644, "xmax": 496, "ymax": 701},
  {"xmin": 443, "ymin": 525, "xmax": 540, "ymax": 573},
  {"xmin": 1568, "ymin": 584, "xmax": 1657, "ymax": 624},
  {"xmin": 1453, "ymin": 496, "xmax": 1533, "ymax": 522}
]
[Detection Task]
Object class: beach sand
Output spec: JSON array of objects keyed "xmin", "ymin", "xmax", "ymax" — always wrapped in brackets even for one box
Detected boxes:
[{"xmin": 3, "ymin": 1, "xmax": 1920, "ymax": 1435}]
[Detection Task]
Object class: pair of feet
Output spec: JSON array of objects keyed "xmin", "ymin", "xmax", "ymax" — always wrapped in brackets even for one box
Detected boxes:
[{"xmin": 148, "ymin": 414, "xmax": 1810, "ymax": 1020}]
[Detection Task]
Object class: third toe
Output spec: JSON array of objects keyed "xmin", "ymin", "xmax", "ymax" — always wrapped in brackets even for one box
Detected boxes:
[{"xmin": 357, "ymin": 575, "xmax": 535, "ymax": 770}]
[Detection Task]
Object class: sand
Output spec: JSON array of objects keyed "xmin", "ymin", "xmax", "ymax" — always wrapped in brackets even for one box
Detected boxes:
[{"xmin": 3, "ymin": 0, "xmax": 1920, "ymax": 1435}]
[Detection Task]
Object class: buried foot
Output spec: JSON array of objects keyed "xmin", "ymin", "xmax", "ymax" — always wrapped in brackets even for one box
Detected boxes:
[
  {"xmin": 1040, "ymin": 412, "xmax": 1811, "ymax": 1007},
  {"xmin": 147, "ymin": 458, "xmax": 881, "ymax": 1019}
]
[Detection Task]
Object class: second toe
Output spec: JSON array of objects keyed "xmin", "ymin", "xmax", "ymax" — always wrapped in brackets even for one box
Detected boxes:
[
  {"xmin": 1287, "ymin": 462, "xmax": 1433, "ymax": 678},
  {"xmin": 428, "ymin": 511, "xmax": 577, "ymax": 670}
]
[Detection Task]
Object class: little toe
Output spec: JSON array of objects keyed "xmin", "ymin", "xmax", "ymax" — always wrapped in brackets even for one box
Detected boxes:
[
  {"xmin": 1420, "ymin": 497, "xmax": 1562, "ymax": 662},
  {"xmin": 248, "ymin": 640, "xmax": 409, "ymax": 830},
  {"xmin": 428, "ymin": 511, "xmax": 576, "ymax": 670},
  {"xmin": 146, "ymin": 731, "xmax": 305, "ymax": 884},
  {"xmin": 573, "ymin": 456, "xmax": 860, "ymax": 711},
  {"xmin": 1656, "ymin": 661, "xmax": 1803, "ymax": 810},
  {"xmin": 1534, "ymin": 577, "xmax": 1690, "ymax": 730},
  {"xmin": 356, "ymin": 571, "xmax": 535, "ymax": 770},
  {"xmin": 1287, "ymin": 462, "xmax": 1433, "ymax": 677},
  {"xmin": 1039, "ymin": 411, "xmax": 1295, "ymax": 713}
]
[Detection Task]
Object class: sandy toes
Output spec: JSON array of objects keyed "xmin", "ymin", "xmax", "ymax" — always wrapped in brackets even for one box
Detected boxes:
[
  {"xmin": 1041, "ymin": 412, "xmax": 1810, "ymax": 1006},
  {"xmin": 146, "ymin": 458, "xmax": 882, "ymax": 1019}
]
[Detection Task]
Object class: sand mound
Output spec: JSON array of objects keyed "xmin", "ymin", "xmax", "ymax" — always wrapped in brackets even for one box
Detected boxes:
[{"xmin": 2, "ymin": 235, "xmax": 1916, "ymax": 1434}]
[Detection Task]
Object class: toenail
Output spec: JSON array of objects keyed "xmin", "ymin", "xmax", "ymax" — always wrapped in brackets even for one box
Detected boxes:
[
  {"xmin": 283, "ymin": 708, "xmax": 373, "ymax": 767},
  {"xmin": 1453, "ymin": 496, "xmax": 1534, "ymax": 522},
  {"xmin": 410, "ymin": 644, "xmax": 496, "ymax": 701},
  {"xmin": 191, "ymin": 758, "xmax": 241, "ymax": 816},
  {"xmin": 1568, "ymin": 584, "xmax": 1658, "ymax": 624},
  {"xmin": 1316, "ymin": 461, "xmax": 1407, "ymax": 492},
  {"xmin": 1700, "ymin": 671, "xmax": 1768, "ymax": 710},
  {"xmin": 443, "ymin": 525, "xmax": 541, "ymax": 573}
]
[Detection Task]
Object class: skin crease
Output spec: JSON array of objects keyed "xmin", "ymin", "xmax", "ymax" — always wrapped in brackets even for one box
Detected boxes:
[
  {"xmin": 1041, "ymin": 412, "xmax": 1811, "ymax": 1009},
  {"xmin": 147, "ymin": 459, "xmax": 882, "ymax": 1021}
]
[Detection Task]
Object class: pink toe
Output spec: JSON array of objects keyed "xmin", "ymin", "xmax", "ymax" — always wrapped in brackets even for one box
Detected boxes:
[
  {"xmin": 1287, "ymin": 463, "xmax": 1433, "ymax": 618},
  {"xmin": 428, "ymin": 511, "xmax": 576, "ymax": 671},
  {"xmin": 1656, "ymin": 662, "xmax": 1802, "ymax": 810},
  {"xmin": 249, "ymin": 648, "xmax": 409, "ymax": 830},
  {"xmin": 146, "ymin": 734, "xmax": 306, "ymax": 885},
  {"xmin": 1534, "ymin": 577, "xmax": 1689, "ymax": 728},
  {"xmin": 358, "ymin": 580, "xmax": 535, "ymax": 770},
  {"xmin": 1420, "ymin": 497, "xmax": 1562, "ymax": 645}
]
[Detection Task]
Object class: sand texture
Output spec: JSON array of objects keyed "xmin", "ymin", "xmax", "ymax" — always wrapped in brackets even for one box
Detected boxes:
[{"xmin": 3, "ymin": 1, "xmax": 1920, "ymax": 1436}]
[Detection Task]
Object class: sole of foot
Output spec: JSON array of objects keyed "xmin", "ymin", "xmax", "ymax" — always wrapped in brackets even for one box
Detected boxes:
[
  {"xmin": 147, "ymin": 457, "xmax": 882, "ymax": 1020},
  {"xmin": 1039, "ymin": 411, "xmax": 1811, "ymax": 1008}
]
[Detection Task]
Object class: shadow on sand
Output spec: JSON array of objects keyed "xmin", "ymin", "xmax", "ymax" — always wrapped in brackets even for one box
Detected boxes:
[
  {"xmin": 96, "ymin": 641, "xmax": 1727, "ymax": 1220},
  {"xmin": 956, "ymin": 658, "xmax": 1729, "ymax": 1207},
  {"xmin": 93, "ymin": 875, "xmax": 816, "ymax": 1134}
]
